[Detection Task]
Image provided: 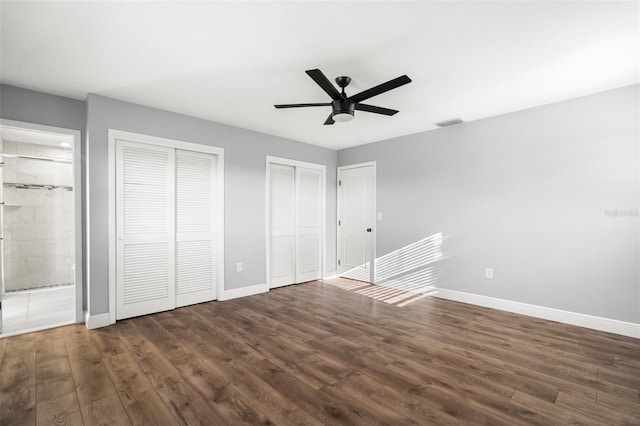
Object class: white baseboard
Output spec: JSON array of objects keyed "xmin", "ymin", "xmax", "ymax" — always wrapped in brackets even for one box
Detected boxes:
[
  {"xmin": 434, "ymin": 288, "xmax": 640, "ymax": 339},
  {"xmin": 323, "ymin": 271, "xmax": 339, "ymax": 280},
  {"xmin": 219, "ymin": 283, "xmax": 268, "ymax": 301},
  {"xmin": 85, "ymin": 312, "xmax": 110, "ymax": 330},
  {"xmin": 374, "ymin": 277, "xmax": 439, "ymax": 294}
]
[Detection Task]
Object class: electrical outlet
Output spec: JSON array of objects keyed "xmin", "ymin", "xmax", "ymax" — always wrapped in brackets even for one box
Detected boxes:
[
  {"xmin": 236, "ymin": 262, "xmax": 243, "ymax": 272},
  {"xmin": 485, "ymin": 268, "xmax": 493, "ymax": 279},
  {"xmin": 377, "ymin": 212, "xmax": 383, "ymax": 221}
]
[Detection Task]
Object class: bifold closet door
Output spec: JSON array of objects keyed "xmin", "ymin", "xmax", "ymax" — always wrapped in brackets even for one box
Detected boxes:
[
  {"xmin": 268, "ymin": 162, "xmax": 322, "ymax": 288},
  {"xmin": 116, "ymin": 142, "xmax": 219, "ymax": 320},
  {"xmin": 175, "ymin": 149, "xmax": 217, "ymax": 307},
  {"xmin": 268, "ymin": 164, "xmax": 295, "ymax": 288},
  {"xmin": 116, "ymin": 141, "xmax": 175, "ymax": 320}
]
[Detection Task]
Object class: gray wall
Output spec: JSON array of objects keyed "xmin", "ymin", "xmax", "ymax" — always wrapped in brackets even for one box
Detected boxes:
[
  {"xmin": 339, "ymin": 84, "xmax": 639, "ymax": 323},
  {"xmin": 0, "ymin": 84, "xmax": 86, "ymax": 130},
  {"xmin": 87, "ymin": 94, "xmax": 337, "ymax": 315}
]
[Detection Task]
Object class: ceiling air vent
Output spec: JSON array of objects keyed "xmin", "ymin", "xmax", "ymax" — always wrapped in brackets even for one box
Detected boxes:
[{"xmin": 435, "ymin": 118, "xmax": 464, "ymax": 127}]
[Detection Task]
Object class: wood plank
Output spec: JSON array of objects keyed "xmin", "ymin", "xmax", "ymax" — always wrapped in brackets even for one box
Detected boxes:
[
  {"xmin": 1, "ymin": 337, "xmax": 37, "ymax": 425},
  {"xmin": 510, "ymin": 390, "xmax": 609, "ymax": 425},
  {"xmin": 79, "ymin": 394, "xmax": 131, "ymax": 426},
  {"xmin": 101, "ymin": 351, "xmax": 155, "ymax": 408},
  {"xmin": 556, "ymin": 390, "xmax": 639, "ymax": 426},
  {"xmin": 596, "ymin": 389, "xmax": 640, "ymax": 418},
  {"xmin": 370, "ymin": 384, "xmax": 460, "ymax": 425},
  {"xmin": 246, "ymin": 357, "xmax": 366, "ymax": 425},
  {"xmin": 123, "ymin": 388, "xmax": 178, "ymax": 425},
  {"xmin": 155, "ymin": 375, "xmax": 229, "ymax": 426},
  {"xmin": 321, "ymin": 377, "xmax": 421, "ymax": 425},
  {"xmin": 35, "ymin": 391, "xmax": 83, "ymax": 426},
  {"xmin": 0, "ymin": 335, "xmax": 7, "ymax": 367}
]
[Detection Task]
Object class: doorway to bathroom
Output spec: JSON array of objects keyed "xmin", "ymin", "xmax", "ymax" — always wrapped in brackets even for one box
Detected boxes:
[{"xmin": 0, "ymin": 119, "xmax": 82, "ymax": 337}]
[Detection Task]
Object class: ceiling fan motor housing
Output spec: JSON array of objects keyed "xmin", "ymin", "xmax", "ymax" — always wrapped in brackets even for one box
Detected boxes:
[{"xmin": 332, "ymin": 98, "xmax": 355, "ymax": 121}]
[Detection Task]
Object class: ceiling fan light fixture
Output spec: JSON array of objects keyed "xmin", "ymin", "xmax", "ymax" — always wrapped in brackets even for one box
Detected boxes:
[
  {"xmin": 331, "ymin": 98, "xmax": 355, "ymax": 123},
  {"xmin": 332, "ymin": 111, "xmax": 354, "ymax": 122}
]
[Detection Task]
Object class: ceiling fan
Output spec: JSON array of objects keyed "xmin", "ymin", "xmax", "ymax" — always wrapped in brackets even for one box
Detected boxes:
[{"xmin": 274, "ymin": 69, "xmax": 411, "ymax": 125}]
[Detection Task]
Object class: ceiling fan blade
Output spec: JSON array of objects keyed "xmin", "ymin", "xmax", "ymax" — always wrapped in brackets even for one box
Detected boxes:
[
  {"xmin": 324, "ymin": 113, "xmax": 335, "ymax": 125},
  {"xmin": 306, "ymin": 69, "xmax": 342, "ymax": 100},
  {"xmin": 349, "ymin": 75, "xmax": 412, "ymax": 103},
  {"xmin": 274, "ymin": 103, "xmax": 331, "ymax": 108},
  {"xmin": 355, "ymin": 103, "xmax": 399, "ymax": 116}
]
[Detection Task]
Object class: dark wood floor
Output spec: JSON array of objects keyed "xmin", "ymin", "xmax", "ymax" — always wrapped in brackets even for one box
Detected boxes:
[{"xmin": 2, "ymin": 279, "xmax": 639, "ymax": 425}]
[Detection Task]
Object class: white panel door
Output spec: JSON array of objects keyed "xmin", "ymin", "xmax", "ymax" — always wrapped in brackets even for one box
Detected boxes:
[
  {"xmin": 175, "ymin": 149, "xmax": 217, "ymax": 307},
  {"xmin": 268, "ymin": 163, "xmax": 296, "ymax": 288},
  {"xmin": 116, "ymin": 141, "xmax": 175, "ymax": 319},
  {"xmin": 295, "ymin": 167, "xmax": 322, "ymax": 283},
  {"xmin": 338, "ymin": 165, "xmax": 375, "ymax": 282}
]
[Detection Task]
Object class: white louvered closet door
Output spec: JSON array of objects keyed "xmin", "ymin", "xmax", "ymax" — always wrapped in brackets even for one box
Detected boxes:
[
  {"xmin": 268, "ymin": 163, "xmax": 296, "ymax": 288},
  {"xmin": 295, "ymin": 167, "xmax": 322, "ymax": 283},
  {"xmin": 175, "ymin": 149, "xmax": 217, "ymax": 307},
  {"xmin": 116, "ymin": 141, "xmax": 175, "ymax": 320}
]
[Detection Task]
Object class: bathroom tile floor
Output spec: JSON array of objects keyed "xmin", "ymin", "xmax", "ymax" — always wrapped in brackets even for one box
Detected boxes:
[{"xmin": 1, "ymin": 285, "xmax": 75, "ymax": 336}]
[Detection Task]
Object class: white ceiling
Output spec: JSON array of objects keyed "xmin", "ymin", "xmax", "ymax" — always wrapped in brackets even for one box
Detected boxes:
[{"xmin": 1, "ymin": 1, "xmax": 638, "ymax": 150}]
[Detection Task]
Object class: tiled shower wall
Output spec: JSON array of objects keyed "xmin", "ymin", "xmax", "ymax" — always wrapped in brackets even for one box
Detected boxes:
[{"xmin": 2, "ymin": 141, "xmax": 75, "ymax": 291}]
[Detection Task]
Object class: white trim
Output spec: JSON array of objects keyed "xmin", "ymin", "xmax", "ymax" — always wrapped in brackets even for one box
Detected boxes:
[
  {"xmin": 108, "ymin": 131, "xmax": 116, "ymax": 324},
  {"xmin": 107, "ymin": 129, "xmax": 225, "ymax": 324},
  {"xmin": 266, "ymin": 155, "xmax": 326, "ymax": 171},
  {"xmin": 435, "ymin": 288, "xmax": 640, "ymax": 339},
  {"xmin": 0, "ymin": 321, "xmax": 76, "ymax": 338},
  {"xmin": 219, "ymin": 283, "xmax": 268, "ymax": 301},
  {"xmin": 85, "ymin": 127, "xmax": 91, "ymax": 326},
  {"xmin": 323, "ymin": 271, "xmax": 339, "ymax": 280},
  {"xmin": 265, "ymin": 156, "xmax": 326, "ymax": 289},
  {"xmin": 337, "ymin": 161, "xmax": 377, "ymax": 283},
  {"xmin": 0, "ymin": 119, "xmax": 85, "ymax": 325},
  {"xmin": 110, "ymin": 130, "xmax": 224, "ymax": 155},
  {"xmin": 85, "ymin": 312, "xmax": 110, "ymax": 330},
  {"xmin": 73, "ymin": 126, "xmax": 83, "ymax": 323}
]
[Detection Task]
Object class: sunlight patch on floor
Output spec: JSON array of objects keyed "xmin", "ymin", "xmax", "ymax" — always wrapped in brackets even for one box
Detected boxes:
[{"xmin": 321, "ymin": 277, "xmax": 431, "ymax": 307}]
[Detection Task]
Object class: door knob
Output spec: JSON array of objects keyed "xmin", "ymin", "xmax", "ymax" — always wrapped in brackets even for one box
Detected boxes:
[{"xmin": 366, "ymin": 228, "xmax": 372, "ymax": 232}]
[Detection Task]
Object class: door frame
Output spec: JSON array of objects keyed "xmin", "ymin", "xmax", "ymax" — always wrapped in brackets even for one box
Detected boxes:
[
  {"xmin": 337, "ymin": 161, "xmax": 377, "ymax": 283},
  {"xmin": 0, "ymin": 118, "xmax": 84, "ymax": 324},
  {"xmin": 107, "ymin": 129, "xmax": 224, "ymax": 325},
  {"xmin": 265, "ymin": 155, "xmax": 326, "ymax": 289}
]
